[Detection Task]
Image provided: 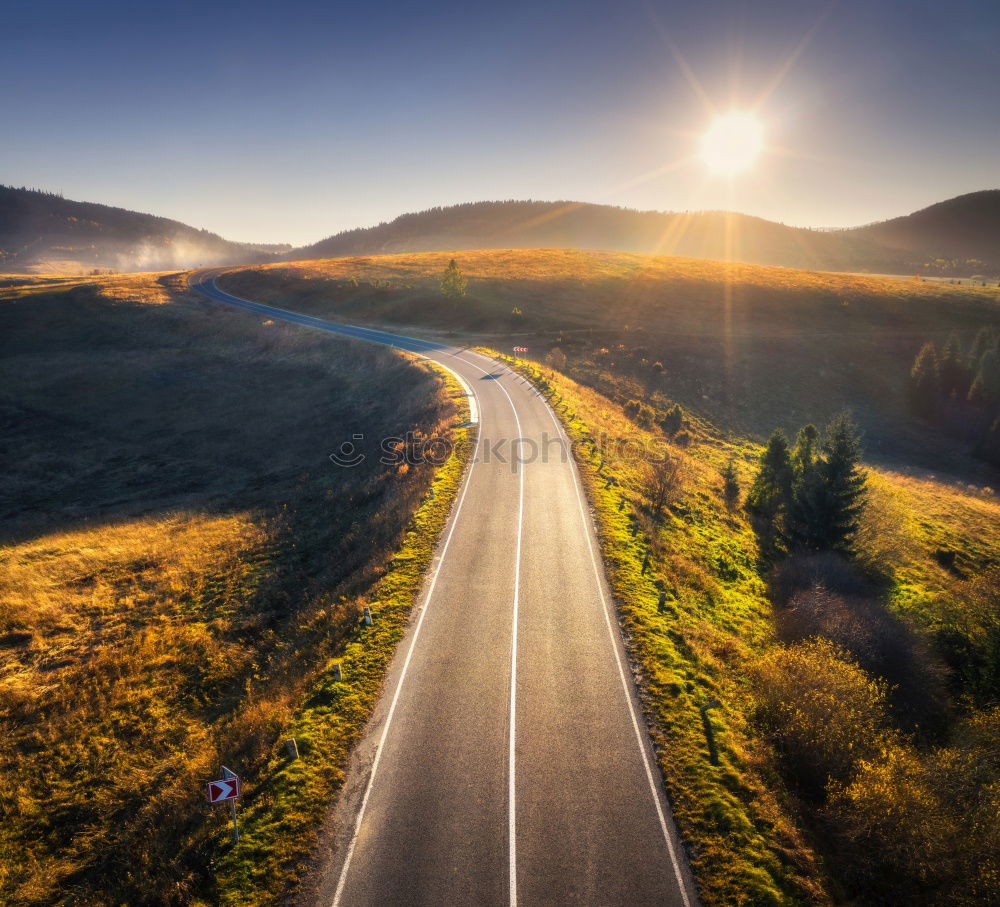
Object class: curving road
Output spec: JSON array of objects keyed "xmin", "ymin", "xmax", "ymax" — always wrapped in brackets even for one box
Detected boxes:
[{"xmin": 189, "ymin": 271, "xmax": 697, "ymax": 907}]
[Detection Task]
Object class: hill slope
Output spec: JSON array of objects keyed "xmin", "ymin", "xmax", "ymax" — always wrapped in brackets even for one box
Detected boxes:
[
  {"xmin": 221, "ymin": 248, "xmax": 1000, "ymax": 476},
  {"xmin": 291, "ymin": 195, "xmax": 1000, "ymax": 276},
  {"xmin": 849, "ymin": 190, "xmax": 1000, "ymax": 269},
  {"xmin": 0, "ymin": 186, "xmax": 288, "ymax": 273}
]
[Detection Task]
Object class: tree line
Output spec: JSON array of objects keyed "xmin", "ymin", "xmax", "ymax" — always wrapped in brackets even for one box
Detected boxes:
[{"xmin": 909, "ymin": 325, "xmax": 1000, "ymax": 465}]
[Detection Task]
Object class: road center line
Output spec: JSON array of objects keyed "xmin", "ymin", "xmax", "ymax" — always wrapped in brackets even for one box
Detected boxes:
[{"xmin": 450, "ymin": 352, "xmax": 526, "ymax": 907}]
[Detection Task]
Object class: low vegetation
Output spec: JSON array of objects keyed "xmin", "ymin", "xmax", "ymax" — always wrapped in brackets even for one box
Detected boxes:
[
  {"xmin": 494, "ymin": 352, "xmax": 999, "ymax": 905},
  {"xmin": 0, "ymin": 273, "xmax": 467, "ymax": 903},
  {"xmin": 220, "ymin": 247, "xmax": 1000, "ymax": 472},
  {"xmin": 223, "ymin": 250, "xmax": 999, "ymax": 903}
]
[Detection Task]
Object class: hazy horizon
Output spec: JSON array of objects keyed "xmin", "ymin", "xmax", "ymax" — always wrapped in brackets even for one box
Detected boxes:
[{"xmin": 4, "ymin": 0, "xmax": 999, "ymax": 245}]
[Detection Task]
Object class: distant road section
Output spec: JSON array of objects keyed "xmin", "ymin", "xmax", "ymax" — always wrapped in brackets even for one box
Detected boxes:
[{"xmin": 190, "ymin": 271, "xmax": 698, "ymax": 907}]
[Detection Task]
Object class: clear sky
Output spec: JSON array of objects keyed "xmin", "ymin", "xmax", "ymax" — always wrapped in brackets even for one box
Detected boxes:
[{"xmin": 4, "ymin": 0, "xmax": 998, "ymax": 245}]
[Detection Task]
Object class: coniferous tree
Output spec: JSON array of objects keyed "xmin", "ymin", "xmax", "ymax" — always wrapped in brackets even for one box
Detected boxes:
[
  {"xmin": 802, "ymin": 414, "xmax": 867, "ymax": 553},
  {"xmin": 968, "ymin": 326, "xmax": 997, "ymax": 374},
  {"xmin": 787, "ymin": 424, "xmax": 821, "ymax": 548},
  {"xmin": 975, "ymin": 417, "xmax": 1000, "ymax": 468},
  {"xmin": 439, "ymin": 258, "xmax": 468, "ymax": 298},
  {"xmin": 722, "ymin": 459, "xmax": 741, "ymax": 508},
  {"xmin": 908, "ymin": 342, "xmax": 940, "ymax": 420},
  {"xmin": 969, "ymin": 348, "xmax": 1000, "ymax": 409},
  {"xmin": 745, "ymin": 430, "xmax": 793, "ymax": 523},
  {"xmin": 938, "ymin": 332, "xmax": 969, "ymax": 399}
]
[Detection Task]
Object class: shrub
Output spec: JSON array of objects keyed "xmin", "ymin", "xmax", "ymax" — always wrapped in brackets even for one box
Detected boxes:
[
  {"xmin": 545, "ymin": 346, "xmax": 567, "ymax": 370},
  {"xmin": 623, "ymin": 398, "xmax": 657, "ymax": 428},
  {"xmin": 643, "ymin": 453, "xmax": 688, "ymax": 520},
  {"xmin": 827, "ymin": 709, "xmax": 1000, "ymax": 904},
  {"xmin": 721, "ymin": 459, "xmax": 740, "ymax": 508},
  {"xmin": 661, "ymin": 403, "xmax": 683, "ymax": 435},
  {"xmin": 749, "ymin": 639, "xmax": 892, "ymax": 799}
]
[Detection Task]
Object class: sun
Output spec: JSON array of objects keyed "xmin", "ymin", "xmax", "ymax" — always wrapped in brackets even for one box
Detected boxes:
[{"xmin": 700, "ymin": 111, "xmax": 765, "ymax": 176}]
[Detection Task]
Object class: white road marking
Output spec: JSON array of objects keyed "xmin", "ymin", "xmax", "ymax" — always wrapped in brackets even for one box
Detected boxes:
[
  {"xmin": 449, "ymin": 352, "xmax": 526, "ymax": 907},
  {"xmin": 531, "ymin": 368, "xmax": 694, "ymax": 907}
]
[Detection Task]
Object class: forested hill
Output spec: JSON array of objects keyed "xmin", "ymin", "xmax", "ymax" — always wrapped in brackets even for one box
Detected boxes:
[
  {"xmin": 291, "ymin": 195, "xmax": 1000, "ymax": 277},
  {"xmin": 0, "ymin": 186, "xmax": 288, "ymax": 273}
]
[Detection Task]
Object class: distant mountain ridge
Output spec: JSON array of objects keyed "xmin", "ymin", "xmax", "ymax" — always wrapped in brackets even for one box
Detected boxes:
[
  {"xmin": 290, "ymin": 193, "xmax": 1000, "ymax": 277},
  {"xmin": 0, "ymin": 186, "xmax": 289, "ymax": 273},
  {"xmin": 2, "ymin": 184, "xmax": 998, "ymax": 276}
]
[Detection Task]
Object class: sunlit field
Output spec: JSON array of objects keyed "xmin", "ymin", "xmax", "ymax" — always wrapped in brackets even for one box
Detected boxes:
[
  {"xmin": 221, "ymin": 249, "xmax": 1000, "ymax": 473},
  {"xmin": 221, "ymin": 251, "xmax": 999, "ymax": 903},
  {"xmin": 0, "ymin": 273, "xmax": 464, "ymax": 902}
]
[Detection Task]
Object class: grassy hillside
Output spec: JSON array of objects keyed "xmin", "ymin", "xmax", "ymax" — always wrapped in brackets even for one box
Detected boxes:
[
  {"xmin": 289, "ymin": 195, "xmax": 1000, "ymax": 276},
  {"xmin": 0, "ymin": 186, "xmax": 287, "ymax": 274},
  {"xmin": 222, "ymin": 250, "xmax": 999, "ymax": 903},
  {"xmin": 494, "ymin": 354, "xmax": 1000, "ymax": 905},
  {"xmin": 221, "ymin": 248, "xmax": 1000, "ymax": 475},
  {"xmin": 0, "ymin": 273, "xmax": 465, "ymax": 902}
]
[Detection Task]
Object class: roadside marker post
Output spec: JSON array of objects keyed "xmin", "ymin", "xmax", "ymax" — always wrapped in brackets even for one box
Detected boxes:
[
  {"xmin": 207, "ymin": 767, "xmax": 241, "ymax": 843},
  {"xmin": 363, "ymin": 606, "xmax": 373, "ymax": 626},
  {"xmin": 332, "ymin": 661, "xmax": 343, "ymax": 682}
]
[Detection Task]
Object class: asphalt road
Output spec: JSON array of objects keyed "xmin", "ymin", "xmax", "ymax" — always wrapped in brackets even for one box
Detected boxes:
[{"xmin": 190, "ymin": 271, "xmax": 698, "ymax": 907}]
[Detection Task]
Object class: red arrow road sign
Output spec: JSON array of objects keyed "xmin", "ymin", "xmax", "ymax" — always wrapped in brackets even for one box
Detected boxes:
[{"xmin": 207, "ymin": 777, "xmax": 240, "ymax": 803}]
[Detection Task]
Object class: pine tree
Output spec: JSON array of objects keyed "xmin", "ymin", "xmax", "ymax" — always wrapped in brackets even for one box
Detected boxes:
[
  {"xmin": 791, "ymin": 424, "xmax": 819, "ymax": 477},
  {"xmin": 938, "ymin": 332, "xmax": 969, "ymax": 398},
  {"xmin": 975, "ymin": 417, "xmax": 1000, "ymax": 468},
  {"xmin": 967, "ymin": 326, "xmax": 997, "ymax": 373},
  {"xmin": 787, "ymin": 424, "xmax": 821, "ymax": 548},
  {"xmin": 722, "ymin": 459, "xmax": 741, "ymax": 508},
  {"xmin": 745, "ymin": 430, "xmax": 793, "ymax": 524},
  {"xmin": 908, "ymin": 342, "xmax": 940, "ymax": 420},
  {"xmin": 969, "ymin": 348, "xmax": 1000, "ymax": 408},
  {"xmin": 439, "ymin": 259, "xmax": 468, "ymax": 298},
  {"xmin": 803, "ymin": 414, "xmax": 867, "ymax": 552}
]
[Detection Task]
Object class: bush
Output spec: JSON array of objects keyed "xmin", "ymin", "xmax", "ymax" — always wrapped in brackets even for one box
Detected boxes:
[
  {"xmin": 749, "ymin": 639, "xmax": 892, "ymax": 799},
  {"xmin": 826, "ymin": 709, "xmax": 1000, "ymax": 904},
  {"xmin": 545, "ymin": 346, "xmax": 567, "ymax": 370},
  {"xmin": 721, "ymin": 459, "xmax": 740, "ymax": 508},
  {"xmin": 643, "ymin": 454, "xmax": 688, "ymax": 520},
  {"xmin": 772, "ymin": 553, "xmax": 952, "ymax": 738},
  {"xmin": 660, "ymin": 403, "xmax": 683, "ymax": 435},
  {"xmin": 623, "ymin": 398, "xmax": 657, "ymax": 428}
]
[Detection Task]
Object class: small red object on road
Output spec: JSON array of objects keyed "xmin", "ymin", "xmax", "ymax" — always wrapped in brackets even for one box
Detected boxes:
[{"xmin": 207, "ymin": 777, "xmax": 240, "ymax": 803}]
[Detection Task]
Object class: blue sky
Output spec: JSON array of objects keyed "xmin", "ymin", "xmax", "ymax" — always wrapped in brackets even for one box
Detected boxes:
[{"xmin": 4, "ymin": 0, "xmax": 998, "ymax": 244}]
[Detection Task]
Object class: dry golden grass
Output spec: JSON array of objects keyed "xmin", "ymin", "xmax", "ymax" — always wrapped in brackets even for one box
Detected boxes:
[
  {"xmin": 221, "ymin": 248, "xmax": 1000, "ymax": 477},
  {"xmin": 0, "ymin": 271, "xmax": 459, "ymax": 903}
]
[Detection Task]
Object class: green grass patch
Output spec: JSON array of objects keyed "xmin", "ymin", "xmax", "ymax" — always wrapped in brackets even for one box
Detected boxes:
[{"xmin": 486, "ymin": 351, "xmax": 830, "ymax": 905}]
